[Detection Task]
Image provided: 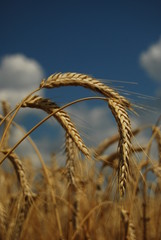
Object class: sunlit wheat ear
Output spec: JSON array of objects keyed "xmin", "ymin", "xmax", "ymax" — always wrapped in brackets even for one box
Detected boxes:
[
  {"xmin": 108, "ymin": 98, "xmax": 132, "ymax": 198},
  {"xmin": 21, "ymin": 95, "xmax": 89, "ymax": 158},
  {"xmin": 40, "ymin": 72, "xmax": 131, "ymax": 108},
  {"xmin": 152, "ymin": 125, "xmax": 161, "ymax": 164},
  {"xmin": 2, "ymin": 149, "xmax": 33, "ymax": 198}
]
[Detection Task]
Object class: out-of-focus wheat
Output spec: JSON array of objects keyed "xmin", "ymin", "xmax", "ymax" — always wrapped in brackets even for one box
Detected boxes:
[{"xmin": 0, "ymin": 72, "xmax": 160, "ymax": 240}]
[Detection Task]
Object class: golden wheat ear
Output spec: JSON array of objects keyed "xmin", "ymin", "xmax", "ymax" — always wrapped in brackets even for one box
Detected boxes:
[
  {"xmin": 40, "ymin": 72, "xmax": 131, "ymax": 108},
  {"xmin": 1, "ymin": 149, "xmax": 33, "ymax": 198},
  {"xmin": 108, "ymin": 98, "xmax": 132, "ymax": 198}
]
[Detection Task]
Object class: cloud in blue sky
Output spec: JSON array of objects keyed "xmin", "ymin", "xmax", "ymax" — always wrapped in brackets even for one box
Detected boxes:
[
  {"xmin": 0, "ymin": 54, "xmax": 44, "ymax": 106},
  {"xmin": 140, "ymin": 36, "xmax": 161, "ymax": 83}
]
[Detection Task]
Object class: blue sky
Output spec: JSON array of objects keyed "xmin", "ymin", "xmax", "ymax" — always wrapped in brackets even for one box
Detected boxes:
[
  {"xmin": 0, "ymin": 1, "xmax": 161, "ymax": 162},
  {"xmin": 1, "ymin": 1, "xmax": 161, "ymax": 91}
]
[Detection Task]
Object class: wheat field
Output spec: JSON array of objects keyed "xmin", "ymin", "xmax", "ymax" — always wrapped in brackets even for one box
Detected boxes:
[{"xmin": 0, "ymin": 72, "xmax": 161, "ymax": 240}]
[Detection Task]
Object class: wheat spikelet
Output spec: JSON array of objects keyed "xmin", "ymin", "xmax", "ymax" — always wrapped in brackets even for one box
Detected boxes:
[
  {"xmin": 40, "ymin": 72, "xmax": 131, "ymax": 108},
  {"xmin": 108, "ymin": 98, "xmax": 132, "ymax": 197},
  {"xmin": 21, "ymin": 95, "xmax": 89, "ymax": 158}
]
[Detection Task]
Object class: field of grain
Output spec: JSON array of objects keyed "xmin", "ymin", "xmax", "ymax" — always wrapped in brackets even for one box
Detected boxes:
[{"xmin": 0, "ymin": 73, "xmax": 161, "ymax": 240}]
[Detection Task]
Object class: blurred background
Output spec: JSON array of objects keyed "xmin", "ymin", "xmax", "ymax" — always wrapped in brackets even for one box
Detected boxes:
[{"xmin": 0, "ymin": 0, "xmax": 161, "ymax": 163}]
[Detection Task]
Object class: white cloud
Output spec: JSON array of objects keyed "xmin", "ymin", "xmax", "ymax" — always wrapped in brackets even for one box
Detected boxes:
[
  {"xmin": 0, "ymin": 54, "xmax": 44, "ymax": 106},
  {"xmin": 140, "ymin": 37, "xmax": 161, "ymax": 82}
]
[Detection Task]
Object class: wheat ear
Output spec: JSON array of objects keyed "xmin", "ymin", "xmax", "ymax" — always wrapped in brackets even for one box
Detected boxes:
[
  {"xmin": 108, "ymin": 98, "xmax": 132, "ymax": 197},
  {"xmin": 3, "ymin": 150, "xmax": 36, "ymax": 240},
  {"xmin": 1, "ymin": 149, "xmax": 32, "ymax": 198},
  {"xmin": 21, "ymin": 95, "xmax": 89, "ymax": 158},
  {"xmin": 40, "ymin": 72, "xmax": 131, "ymax": 108}
]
